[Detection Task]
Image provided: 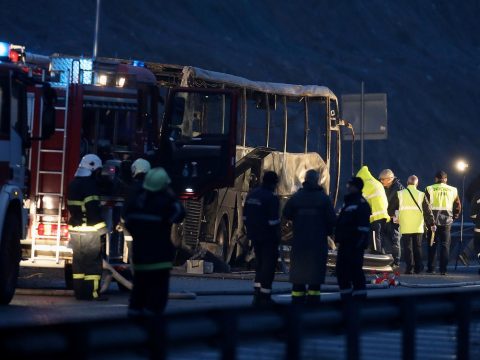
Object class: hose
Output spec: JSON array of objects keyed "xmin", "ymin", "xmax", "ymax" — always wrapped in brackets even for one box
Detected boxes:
[{"xmin": 399, "ymin": 280, "xmax": 480, "ymax": 288}]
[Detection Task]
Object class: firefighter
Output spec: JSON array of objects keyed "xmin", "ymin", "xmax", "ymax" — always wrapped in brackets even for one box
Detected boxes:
[
  {"xmin": 67, "ymin": 154, "xmax": 108, "ymax": 301},
  {"xmin": 396, "ymin": 175, "xmax": 435, "ymax": 274},
  {"xmin": 425, "ymin": 171, "xmax": 461, "ymax": 275},
  {"xmin": 335, "ymin": 177, "xmax": 371, "ymax": 300},
  {"xmin": 117, "ymin": 158, "xmax": 152, "ymax": 262},
  {"xmin": 283, "ymin": 169, "xmax": 336, "ymax": 305},
  {"xmin": 378, "ymin": 169, "xmax": 404, "ymax": 267},
  {"xmin": 243, "ymin": 171, "xmax": 281, "ymax": 306},
  {"xmin": 356, "ymin": 166, "xmax": 390, "ymax": 254},
  {"xmin": 123, "ymin": 167, "xmax": 185, "ymax": 316}
]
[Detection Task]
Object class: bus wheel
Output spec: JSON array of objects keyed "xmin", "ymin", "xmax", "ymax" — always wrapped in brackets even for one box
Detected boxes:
[
  {"xmin": 216, "ymin": 218, "xmax": 229, "ymax": 263},
  {"xmin": 0, "ymin": 212, "xmax": 21, "ymax": 305}
]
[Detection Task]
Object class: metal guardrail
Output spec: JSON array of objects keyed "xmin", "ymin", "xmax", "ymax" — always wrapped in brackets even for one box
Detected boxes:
[{"xmin": 1, "ymin": 288, "xmax": 480, "ymax": 360}]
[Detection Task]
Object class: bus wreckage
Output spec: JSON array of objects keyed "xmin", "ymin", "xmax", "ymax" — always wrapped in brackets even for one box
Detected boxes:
[{"xmin": 158, "ymin": 66, "xmax": 394, "ymax": 273}]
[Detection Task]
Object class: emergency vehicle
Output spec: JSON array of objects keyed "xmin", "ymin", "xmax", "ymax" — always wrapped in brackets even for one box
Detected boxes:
[
  {"xmin": 16, "ymin": 45, "xmax": 164, "ymax": 286},
  {"xmin": 0, "ymin": 41, "xmax": 55, "ymax": 303}
]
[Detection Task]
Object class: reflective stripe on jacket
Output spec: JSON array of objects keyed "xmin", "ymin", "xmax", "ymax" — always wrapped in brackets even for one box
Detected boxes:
[
  {"xmin": 398, "ymin": 186, "xmax": 425, "ymax": 234},
  {"xmin": 425, "ymin": 183, "xmax": 458, "ymax": 225},
  {"xmin": 67, "ymin": 176, "xmax": 106, "ymax": 231},
  {"xmin": 356, "ymin": 166, "xmax": 390, "ymax": 223}
]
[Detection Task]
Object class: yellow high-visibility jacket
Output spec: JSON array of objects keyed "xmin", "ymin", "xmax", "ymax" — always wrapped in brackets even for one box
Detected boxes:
[{"xmin": 356, "ymin": 166, "xmax": 390, "ymax": 223}]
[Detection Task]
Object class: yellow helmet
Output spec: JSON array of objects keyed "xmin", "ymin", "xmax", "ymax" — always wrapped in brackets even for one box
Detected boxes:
[{"xmin": 143, "ymin": 167, "xmax": 171, "ymax": 192}]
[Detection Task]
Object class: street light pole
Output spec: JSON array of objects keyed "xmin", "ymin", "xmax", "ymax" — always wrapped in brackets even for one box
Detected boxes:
[{"xmin": 454, "ymin": 159, "xmax": 469, "ymax": 270}]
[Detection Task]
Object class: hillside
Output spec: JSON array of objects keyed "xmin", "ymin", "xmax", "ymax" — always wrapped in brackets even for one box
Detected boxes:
[{"xmin": 2, "ymin": 0, "xmax": 479, "ymax": 192}]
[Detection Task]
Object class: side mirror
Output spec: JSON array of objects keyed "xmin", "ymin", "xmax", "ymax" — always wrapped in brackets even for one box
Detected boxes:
[{"xmin": 40, "ymin": 83, "xmax": 56, "ymax": 140}]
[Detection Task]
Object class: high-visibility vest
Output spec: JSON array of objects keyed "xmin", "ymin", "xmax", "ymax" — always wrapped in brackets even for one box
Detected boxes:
[
  {"xmin": 425, "ymin": 183, "xmax": 457, "ymax": 221},
  {"xmin": 362, "ymin": 179, "xmax": 389, "ymax": 223},
  {"xmin": 397, "ymin": 186, "xmax": 425, "ymax": 234},
  {"xmin": 357, "ymin": 166, "xmax": 389, "ymax": 223}
]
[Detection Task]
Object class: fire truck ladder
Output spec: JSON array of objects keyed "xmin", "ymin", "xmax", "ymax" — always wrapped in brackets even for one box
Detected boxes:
[{"xmin": 30, "ymin": 79, "xmax": 70, "ymax": 265}]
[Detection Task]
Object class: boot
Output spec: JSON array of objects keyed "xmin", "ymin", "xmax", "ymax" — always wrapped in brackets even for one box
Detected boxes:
[
  {"xmin": 306, "ymin": 295, "xmax": 320, "ymax": 306},
  {"xmin": 291, "ymin": 295, "xmax": 306, "ymax": 306},
  {"xmin": 258, "ymin": 291, "xmax": 276, "ymax": 306}
]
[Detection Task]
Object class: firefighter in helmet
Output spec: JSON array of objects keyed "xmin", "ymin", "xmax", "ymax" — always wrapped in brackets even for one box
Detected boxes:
[
  {"xmin": 117, "ymin": 158, "xmax": 152, "ymax": 261},
  {"xmin": 67, "ymin": 154, "xmax": 108, "ymax": 300},
  {"xmin": 123, "ymin": 167, "xmax": 185, "ymax": 316}
]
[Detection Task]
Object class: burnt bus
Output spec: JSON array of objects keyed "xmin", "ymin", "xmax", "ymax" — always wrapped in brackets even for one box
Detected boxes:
[{"xmin": 157, "ymin": 66, "xmax": 394, "ymax": 272}]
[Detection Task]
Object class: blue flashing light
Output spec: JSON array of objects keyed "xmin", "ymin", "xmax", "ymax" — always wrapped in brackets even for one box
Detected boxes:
[
  {"xmin": 132, "ymin": 60, "xmax": 145, "ymax": 67},
  {"xmin": 0, "ymin": 42, "xmax": 10, "ymax": 57}
]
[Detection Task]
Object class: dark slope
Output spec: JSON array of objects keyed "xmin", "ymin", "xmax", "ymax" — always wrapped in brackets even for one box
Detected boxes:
[{"xmin": 2, "ymin": 0, "xmax": 480, "ymax": 188}]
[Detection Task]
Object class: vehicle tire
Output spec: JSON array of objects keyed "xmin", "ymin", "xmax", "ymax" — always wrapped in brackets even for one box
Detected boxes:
[
  {"xmin": 216, "ymin": 218, "xmax": 229, "ymax": 263},
  {"xmin": 64, "ymin": 262, "xmax": 73, "ymax": 290},
  {"xmin": 0, "ymin": 212, "xmax": 21, "ymax": 305}
]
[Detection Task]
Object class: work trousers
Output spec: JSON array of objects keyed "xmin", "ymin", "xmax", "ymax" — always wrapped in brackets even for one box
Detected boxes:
[
  {"xmin": 70, "ymin": 231, "xmax": 103, "ymax": 300},
  {"xmin": 401, "ymin": 233, "xmax": 424, "ymax": 273},
  {"xmin": 336, "ymin": 245, "xmax": 366, "ymax": 299},
  {"xmin": 129, "ymin": 269, "xmax": 170, "ymax": 316},
  {"xmin": 427, "ymin": 225, "xmax": 451, "ymax": 273},
  {"xmin": 291, "ymin": 284, "xmax": 321, "ymax": 305},
  {"xmin": 252, "ymin": 238, "xmax": 279, "ymax": 291},
  {"xmin": 382, "ymin": 222, "xmax": 401, "ymax": 264},
  {"xmin": 370, "ymin": 219, "xmax": 386, "ymax": 254}
]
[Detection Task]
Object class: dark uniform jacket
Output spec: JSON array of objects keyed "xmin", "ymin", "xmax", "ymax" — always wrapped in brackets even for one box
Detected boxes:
[
  {"xmin": 335, "ymin": 192, "xmax": 372, "ymax": 249},
  {"xmin": 67, "ymin": 176, "xmax": 106, "ymax": 231},
  {"xmin": 123, "ymin": 188, "xmax": 185, "ymax": 270},
  {"xmin": 243, "ymin": 185, "xmax": 280, "ymax": 242},
  {"xmin": 283, "ymin": 183, "xmax": 336, "ymax": 285},
  {"xmin": 384, "ymin": 178, "xmax": 404, "ymax": 217}
]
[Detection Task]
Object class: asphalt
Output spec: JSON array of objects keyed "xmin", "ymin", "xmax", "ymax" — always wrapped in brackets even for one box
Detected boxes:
[{"xmin": 16, "ymin": 263, "xmax": 480, "ymax": 296}]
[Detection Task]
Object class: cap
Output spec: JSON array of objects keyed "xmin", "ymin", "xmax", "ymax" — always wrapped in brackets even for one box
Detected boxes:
[
  {"xmin": 435, "ymin": 170, "xmax": 447, "ymax": 179},
  {"xmin": 347, "ymin": 177, "xmax": 364, "ymax": 191}
]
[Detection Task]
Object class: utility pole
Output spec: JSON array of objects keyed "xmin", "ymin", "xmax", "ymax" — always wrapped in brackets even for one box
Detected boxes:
[
  {"xmin": 93, "ymin": 0, "xmax": 101, "ymax": 59},
  {"xmin": 360, "ymin": 81, "xmax": 365, "ymax": 166}
]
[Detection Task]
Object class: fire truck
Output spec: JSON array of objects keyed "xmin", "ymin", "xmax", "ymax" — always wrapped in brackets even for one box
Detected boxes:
[
  {"xmin": 0, "ymin": 41, "xmax": 55, "ymax": 304},
  {"xmin": 16, "ymin": 46, "xmax": 165, "ymax": 285}
]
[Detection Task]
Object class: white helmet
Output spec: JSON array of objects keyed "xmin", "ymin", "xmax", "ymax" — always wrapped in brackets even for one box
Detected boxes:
[
  {"xmin": 131, "ymin": 158, "xmax": 151, "ymax": 178},
  {"xmin": 75, "ymin": 154, "xmax": 102, "ymax": 177}
]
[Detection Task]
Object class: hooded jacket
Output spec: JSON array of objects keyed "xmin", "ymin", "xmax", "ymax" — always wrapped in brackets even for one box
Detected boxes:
[{"xmin": 356, "ymin": 166, "xmax": 389, "ymax": 223}]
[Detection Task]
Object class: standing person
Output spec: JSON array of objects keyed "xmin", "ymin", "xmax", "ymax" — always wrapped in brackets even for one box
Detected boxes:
[
  {"xmin": 67, "ymin": 154, "xmax": 108, "ymax": 301},
  {"xmin": 396, "ymin": 175, "xmax": 436, "ymax": 274},
  {"xmin": 116, "ymin": 158, "xmax": 152, "ymax": 263},
  {"xmin": 356, "ymin": 166, "xmax": 390, "ymax": 254},
  {"xmin": 425, "ymin": 171, "xmax": 461, "ymax": 275},
  {"xmin": 335, "ymin": 177, "xmax": 371, "ymax": 300},
  {"xmin": 378, "ymin": 169, "xmax": 404, "ymax": 268},
  {"xmin": 282, "ymin": 170, "xmax": 336, "ymax": 305},
  {"xmin": 123, "ymin": 167, "xmax": 185, "ymax": 316},
  {"xmin": 243, "ymin": 171, "xmax": 281, "ymax": 306}
]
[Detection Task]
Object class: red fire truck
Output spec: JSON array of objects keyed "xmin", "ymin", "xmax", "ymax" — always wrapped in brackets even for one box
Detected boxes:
[
  {"xmin": 0, "ymin": 41, "xmax": 55, "ymax": 304},
  {"xmin": 18, "ymin": 47, "xmax": 164, "ymax": 284}
]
